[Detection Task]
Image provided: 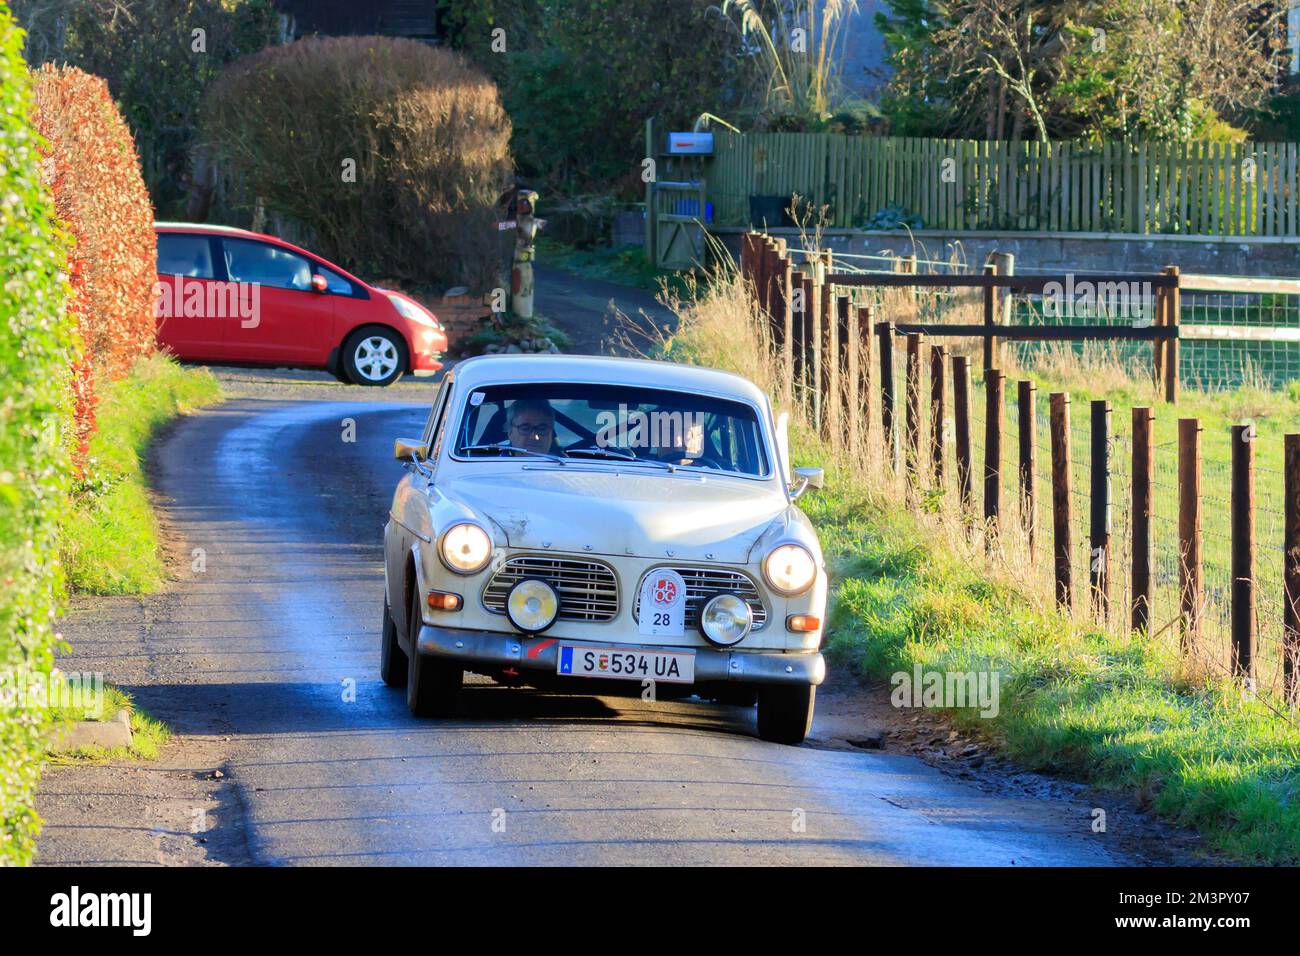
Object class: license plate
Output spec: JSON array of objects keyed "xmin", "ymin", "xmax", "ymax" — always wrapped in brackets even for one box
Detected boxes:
[{"xmin": 557, "ymin": 645, "xmax": 695, "ymax": 684}]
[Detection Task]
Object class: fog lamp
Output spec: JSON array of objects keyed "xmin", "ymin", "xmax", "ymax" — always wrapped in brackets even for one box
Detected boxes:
[
  {"xmin": 699, "ymin": 593, "xmax": 752, "ymax": 647},
  {"xmin": 506, "ymin": 579, "xmax": 559, "ymax": 634}
]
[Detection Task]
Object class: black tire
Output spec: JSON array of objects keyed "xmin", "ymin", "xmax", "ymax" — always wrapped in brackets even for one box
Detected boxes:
[
  {"xmin": 380, "ymin": 597, "xmax": 407, "ymax": 688},
  {"xmin": 342, "ymin": 325, "xmax": 407, "ymax": 387},
  {"xmin": 756, "ymin": 684, "xmax": 815, "ymax": 745},
  {"xmin": 406, "ymin": 588, "xmax": 461, "ymax": 717}
]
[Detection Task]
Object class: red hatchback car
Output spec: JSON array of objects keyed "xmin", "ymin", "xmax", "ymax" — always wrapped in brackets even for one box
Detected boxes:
[{"xmin": 154, "ymin": 223, "xmax": 447, "ymax": 386}]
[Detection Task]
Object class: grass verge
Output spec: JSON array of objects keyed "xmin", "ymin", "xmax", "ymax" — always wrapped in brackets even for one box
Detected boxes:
[
  {"xmin": 61, "ymin": 353, "xmax": 222, "ymax": 594},
  {"xmin": 662, "ymin": 267, "xmax": 1300, "ymax": 864},
  {"xmin": 45, "ymin": 684, "xmax": 169, "ymax": 763}
]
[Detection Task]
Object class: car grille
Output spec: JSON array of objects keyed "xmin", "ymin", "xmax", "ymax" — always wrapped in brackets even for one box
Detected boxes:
[
  {"xmin": 482, "ymin": 556, "xmax": 619, "ymax": 623},
  {"xmin": 634, "ymin": 566, "xmax": 768, "ymax": 631}
]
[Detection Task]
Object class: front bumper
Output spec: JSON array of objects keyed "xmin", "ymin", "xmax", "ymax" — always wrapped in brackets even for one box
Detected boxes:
[{"xmin": 416, "ymin": 624, "xmax": 826, "ymax": 687}]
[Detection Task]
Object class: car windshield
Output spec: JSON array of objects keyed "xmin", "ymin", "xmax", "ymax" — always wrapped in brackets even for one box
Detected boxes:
[{"xmin": 453, "ymin": 382, "xmax": 771, "ymax": 478}]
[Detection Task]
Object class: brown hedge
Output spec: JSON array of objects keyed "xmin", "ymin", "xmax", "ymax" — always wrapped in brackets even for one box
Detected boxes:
[
  {"xmin": 31, "ymin": 65, "xmax": 157, "ymax": 456},
  {"xmin": 202, "ymin": 36, "xmax": 512, "ymax": 293}
]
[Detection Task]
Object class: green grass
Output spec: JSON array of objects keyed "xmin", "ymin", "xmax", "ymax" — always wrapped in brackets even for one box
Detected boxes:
[
  {"xmin": 61, "ymin": 354, "xmax": 222, "ymax": 594},
  {"xmin": 802, "ymin": 452, "xmax": 1300, "ymax": 864},
  {"xmin": 45, "ymin": 684, "xmax": 170, "ymax": 763}
]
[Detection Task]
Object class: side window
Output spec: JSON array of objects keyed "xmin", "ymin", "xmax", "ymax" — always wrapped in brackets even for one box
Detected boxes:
[
  {"xmin": 157, "ymin": 234, "xmax": 215, "ymax": 278},
  {"xmin": 318, "ymin": 266, "xmax": 355, "ymax": 295},
  {"xmin": 424, "ymin": 380, "xmax": 454, "ymax": 461},
  {"xmin": 222, "ymin": 238, "xmax": 313, "ymax": 291}
]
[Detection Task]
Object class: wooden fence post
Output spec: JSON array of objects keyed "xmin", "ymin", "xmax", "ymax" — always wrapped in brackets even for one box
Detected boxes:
[
  {"xmin": 1178, "ymin": 419, "xmax": 1203, "ymax": 649},
  {"xmin": 782, "ymin": 253, "xmax": 795, "ymax": 389},
  {"xmin": 1090, "ymin": 400, "xmax": 1112, "ymax": 619},
  {"xmin": 877, "ymin": 321, "xmax": 898, "ymax": 472},
  {"xmin": 1231, "ymin": 423, "xmax": 1256, "ymax": 688},
  {"xmin": 791, "ymin": 267, "xmax": 807, "ymax": 389},
  {"xmin": 984, "ymin": 368, "xmax": 1005, "ymax": 549},
  {"xmin": 1153, "ymin": 272, "xmax": 1167, "ymax": 388},
  {"xmin": 1285, "ymin": 433, "xmax": 1300, "ymax": 709},
  {"xmin": 1050, "ymin": 393, "xmax": 1073, "ymax": 609},
  {"xmin": 1132, "ymin": 407, "xmax": 1154, "ymax": 634},
  {"xmin": 991, "ymin": 252, "xmax": 1013, "ymax": 370},
  {"xmin": 930, "ymin": 345, "xmax": 947, "ymax": 488},
  {"xmin": 839, "ymin": 294, "xmax": 855, "ymax": 454},
  {"xmin": 858, "ymin": 305, "xmax": 874, "ymax": 452},
  {"xmin": 953, "ymin": 356, "xmax": 973, "ymax": 524},
  {"xmin": 740, "ymin": 232, "xmax": 756, "ymax": 290},
  {"xmin": 810, "ymin": 258, "xmax": 824, "ymax": 432},
  {"xmin": 1164, "ymin": 265, "xmax": 1181, "ymax": 404},
  {"xmin": 1017, "ymin": 380, "xmax": 1036, "ymax": 554},
  {"xmin": 905, "ymin": 333, "xmax": 924, "ymax": 482},
  {"xmin": 823, "ymin": 279, "xmax": 840, "ymax": 444},
  {"xmin": 982, "ymin": 261, "xmax": 997, "ymax": 371}
]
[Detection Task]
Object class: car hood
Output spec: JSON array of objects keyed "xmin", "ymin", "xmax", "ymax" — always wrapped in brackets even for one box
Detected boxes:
[{"xmin": 439, "ymin": 467, "xmax": 790, "ymax": 563}]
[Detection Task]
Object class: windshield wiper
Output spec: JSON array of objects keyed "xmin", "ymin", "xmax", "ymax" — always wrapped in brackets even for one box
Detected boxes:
[
  {"xmin": 564, "ymin": 446, "xmax": 677, "ymax": 471},
  {"xmin": 460, "ymin": 443, "xmax": 568, "ymax": 465},
  {"xmin": 564, "ymin": 446, "xmax": 636, "ymax": 462}
]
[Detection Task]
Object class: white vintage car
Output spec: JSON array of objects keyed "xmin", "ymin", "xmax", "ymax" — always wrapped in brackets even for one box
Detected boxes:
[{"xmin": 381, "ymin": 354, "xmax": 828, "ymax": 743}]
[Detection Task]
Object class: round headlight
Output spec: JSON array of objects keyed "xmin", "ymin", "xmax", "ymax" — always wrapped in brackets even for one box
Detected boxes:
[
  {"xmin": 763, "ymin": 543, "xmax": 816, "ymax": 596},
  {"xmin": 439, "ymin": 522, "xmax": 492, "ymax": 574},
  {"xmin": 506, "ymin": 579, "xmax": 559, "ymax": 634},
  {"xmin": 699, "ymin": 593, "xmax": 753, "ymax": 647}
]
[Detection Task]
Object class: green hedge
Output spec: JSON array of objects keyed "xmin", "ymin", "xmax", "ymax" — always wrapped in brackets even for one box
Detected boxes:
[{"xmin": 0, "ymin": 7, "xmax": 74, "ymax": 865}]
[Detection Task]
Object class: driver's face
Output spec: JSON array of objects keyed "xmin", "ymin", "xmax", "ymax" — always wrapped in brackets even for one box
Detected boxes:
[{"xmin": 510, "ymin": 414, "xmax": 554, "ymax": 453}]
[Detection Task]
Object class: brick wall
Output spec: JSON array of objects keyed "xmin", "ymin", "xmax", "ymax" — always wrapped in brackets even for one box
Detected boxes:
[{"xmin": 422, "ymin": 292, "xmax": 490, "ymax": 351}]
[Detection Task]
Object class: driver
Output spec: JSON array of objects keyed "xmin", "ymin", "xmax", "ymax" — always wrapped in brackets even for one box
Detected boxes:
[{"xmin": 505, "ymin": 398, "xmax": 561, "ymax": 455}]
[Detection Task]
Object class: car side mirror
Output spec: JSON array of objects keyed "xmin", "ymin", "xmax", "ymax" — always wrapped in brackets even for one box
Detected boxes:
[
  {"xmin": 791, "ymin": 466, "xmax": 824, "ymax": 500},
  {"xmin": 394, "ymin": 438, "xmax": 429, "ymax": 464},
  {"xmin": 310, "ymin": 273, "xmax": 328, "ymax": 293}
]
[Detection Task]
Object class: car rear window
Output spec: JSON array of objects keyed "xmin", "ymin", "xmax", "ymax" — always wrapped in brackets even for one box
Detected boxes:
[{"xmin": 156, "ymin": 233, "xmax": 215, "ymax": 278}]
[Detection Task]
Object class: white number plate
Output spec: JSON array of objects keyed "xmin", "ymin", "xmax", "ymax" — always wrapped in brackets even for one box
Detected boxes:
[{"xmin": 557, "ymin": 645, "xmax": 695, "ymax": 684}]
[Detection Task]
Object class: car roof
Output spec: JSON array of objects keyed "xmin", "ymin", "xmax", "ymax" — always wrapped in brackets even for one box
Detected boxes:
[
  {"xmin": 153, "ymin": 221, "xmax": 371, "ymax": 289},
  {"xmin": 451, "ymin": 354, "xmax": 769, "ymax": 405}
]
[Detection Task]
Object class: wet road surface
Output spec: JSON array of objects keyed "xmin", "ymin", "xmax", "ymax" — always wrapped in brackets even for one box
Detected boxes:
[{"xmin": 36, "ymin": 384, "xmax": 1129, "ymax": 866}]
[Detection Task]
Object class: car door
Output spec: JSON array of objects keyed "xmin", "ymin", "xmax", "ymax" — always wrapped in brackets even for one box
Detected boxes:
[
  {"xmin": 154, "ymin": 231, "xmax": 225, "ymax": 357},
  {"xmin": 217, "ymin": 237, "xmax": 336, "ymax": 365}
]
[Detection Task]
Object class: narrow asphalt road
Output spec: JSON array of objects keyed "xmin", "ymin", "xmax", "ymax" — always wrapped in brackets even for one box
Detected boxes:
[{"xmin": 35, "ymin": 385, "xmax": 1130, "ymax": 866}]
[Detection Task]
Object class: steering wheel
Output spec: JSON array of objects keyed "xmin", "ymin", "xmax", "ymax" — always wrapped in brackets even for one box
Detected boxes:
[{"xmin": 685, "ymin": 455, "xmax": 726, "ymax": 471}]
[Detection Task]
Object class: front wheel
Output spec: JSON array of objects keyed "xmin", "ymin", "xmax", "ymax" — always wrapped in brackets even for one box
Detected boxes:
[
  {"xmin": 406, "ymin": 589, "xmax": 461, "ymax": 717},
  {"xmin": 343, "ymin": 326, "xmax": 407, "ymax": 387},
  {"xmin": 756, "ymin": 684, "xmax": 815, "ymax": 745}
]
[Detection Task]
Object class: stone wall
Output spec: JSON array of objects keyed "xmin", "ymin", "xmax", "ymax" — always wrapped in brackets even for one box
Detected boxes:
[{"xmin": 713, "ymin": 228, "xmax": 1300, "ymax": 277}]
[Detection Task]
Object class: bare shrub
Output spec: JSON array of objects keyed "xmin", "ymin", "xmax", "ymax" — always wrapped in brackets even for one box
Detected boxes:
[{"xmin": 202, "ymin": 36, "xmax": 512, "ymax": 293}]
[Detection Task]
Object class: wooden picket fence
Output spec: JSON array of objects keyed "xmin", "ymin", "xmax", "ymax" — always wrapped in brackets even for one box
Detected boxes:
[
  {"xmin": 740, "ymin": 232, "xmax": 1300, "ymax": 705},
  {"xmin": 708, "ymin": 131, "xmax": 1300, "ymax": 235}
]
